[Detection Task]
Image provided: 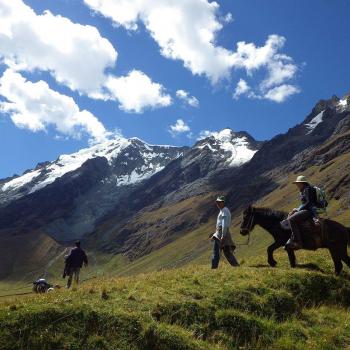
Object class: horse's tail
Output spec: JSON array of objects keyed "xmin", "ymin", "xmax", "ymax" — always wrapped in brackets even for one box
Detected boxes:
[{"xmin": 347, "ymin": 228, "xmax": 350, "ymax": 246}]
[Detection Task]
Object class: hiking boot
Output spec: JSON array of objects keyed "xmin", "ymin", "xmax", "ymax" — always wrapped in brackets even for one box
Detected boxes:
[{"xmin": 284, "ymin": 238, "xmax": 302, "ymax": 250}]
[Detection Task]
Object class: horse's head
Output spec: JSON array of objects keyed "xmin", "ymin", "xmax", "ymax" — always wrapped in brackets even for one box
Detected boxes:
[{"xmin": 240, "ymin": 205, "xmax": 256, "ymax": 236}]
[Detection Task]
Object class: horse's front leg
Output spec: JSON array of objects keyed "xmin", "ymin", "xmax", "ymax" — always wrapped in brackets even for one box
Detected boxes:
[
  {"xmin": 267, "ymin": 241, "xmax": 281, "ymax": 267},
  {"xmin": 285, "ymin": 247, "xmax": 297, "ymax": 268}
]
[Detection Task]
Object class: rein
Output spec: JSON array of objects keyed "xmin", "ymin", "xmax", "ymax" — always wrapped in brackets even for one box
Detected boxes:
[
  {"xmin": 238, "ymin": 209, "xmax": 255, "ymax": 246},
  {"xmin": 241, "ymin": 208, "xmax": 255, "ymax": 233}
]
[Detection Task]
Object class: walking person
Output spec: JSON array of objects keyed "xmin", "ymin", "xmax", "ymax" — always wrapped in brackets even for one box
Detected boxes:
[
  {"xmin": 210, "ymin": 196, "xmax": 239, "ymax": 269},
  {"xmin": 64, "ymin": 241, "xmax": 88, "ymax": 288}
]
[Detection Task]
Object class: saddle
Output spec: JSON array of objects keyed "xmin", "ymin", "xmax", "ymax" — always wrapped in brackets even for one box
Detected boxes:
[
  {"xmin": 299, "ymin": 219, "xmax": 325, "ymax": 250},
  {"xmin": 281, "ymin": 218, "xmax": 325, "ymax": 250}
]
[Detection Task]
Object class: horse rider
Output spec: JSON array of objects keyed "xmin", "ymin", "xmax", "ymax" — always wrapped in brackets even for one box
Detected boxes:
[
  {"xmin": 210, "ymin": 195, "xmax": 239, "ymax": 269},
  {"xmin": 285, "ymin": 175, "xmax": 319, "ymax": 250}
]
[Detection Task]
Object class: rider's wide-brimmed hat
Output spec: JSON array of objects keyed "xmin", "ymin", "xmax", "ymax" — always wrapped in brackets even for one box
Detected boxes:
[
  {"xmin": 293, "ymin": 175, "xmax": 308, "ymax": 183},
  {"xmin": 216, "ymin": 195, "xmax": 226, "ymax": 202}
]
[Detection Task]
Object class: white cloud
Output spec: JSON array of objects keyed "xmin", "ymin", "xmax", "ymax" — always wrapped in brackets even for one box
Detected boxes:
[
  {"xmin": 0, "ymin": 0, "xmax": 117, "ymax": 96},
  {"xmin": 0, "ymin": 69, "xmax": 110, "ymax": 143},
  {"xmin": 197, "ymin": 130, "xmax": 215, "ymax": 140},
  {"xmin": 84, "ymin": 0, "xmax": 238, "ymax": 83},
  {"xmin": 231, "ymin": 36, "xmax": 300, "ymax": 102},
  {"xmin": 176, "ymin": 89, "xmax": 199, "ymax": 108},
  {"xmin": 222, "ymin": 13, "xmax": 234, "ymax": 24},
  {"xmin": 263, "ymin": 84, "xmax": 300, "ymax": 103},
  {"xmin": 233, "ymin": 79, "xmax": 252, "ymax": 99},
  {"xmin": 169, "ymin": 119, "xmax": 190, "ymax": 137},
  {"xmin": 83, "ymin": 0, "xmax": 300, "ymax": 98},
  {"xmin": 0, "ymin": 0, "xmax": 173, "ymax": 114},
  {"xmin": 106, "ymin": 70, "xmax": 172, "ymax": 113}
]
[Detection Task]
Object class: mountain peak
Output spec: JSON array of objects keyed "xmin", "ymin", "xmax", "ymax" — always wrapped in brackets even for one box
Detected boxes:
[
  {"xmin": 195, "ymin": 128, "xmax": 261, "ymax": 167},
  {"xmin": 0, "ymin": 135, "xmax": 186, "ymax": 204}
]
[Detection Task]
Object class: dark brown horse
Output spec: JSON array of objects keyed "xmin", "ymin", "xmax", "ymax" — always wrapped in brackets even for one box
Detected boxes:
[{"xmin": 240, "ymin": 205, "xmax": 350, "ymax": 275}]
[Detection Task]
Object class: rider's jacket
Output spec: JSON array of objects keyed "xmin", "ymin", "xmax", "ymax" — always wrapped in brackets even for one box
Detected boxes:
[{"xmin": 298, "ymin": 184, "xmax": 318, "ymax": 214}]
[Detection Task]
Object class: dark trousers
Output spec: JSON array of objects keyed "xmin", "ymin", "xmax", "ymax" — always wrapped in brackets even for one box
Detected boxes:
[
  {"xmin": 66, "ymin": 267, "xmax": 80, "ymax": 288},
  {"xmin": 288, "ymin": 210, "xmax": 311, "ymax": 243},
  {"xmin": 211, "ymin": 239, "xmax": 239, "ymax": 269}
]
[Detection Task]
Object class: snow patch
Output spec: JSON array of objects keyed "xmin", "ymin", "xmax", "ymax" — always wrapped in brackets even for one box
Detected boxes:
[
  {"xmin": 29, "ymin": 138, "xmax": 131, "ymax": 193},
  {"xmin": 1, "ymin": 135, "xmax": 183, "ymax": 196},
  {"xmin": 197, "ymin": 129, "xmax": 257, "ymax": 166},
  {"xmin": 2, "ymin": 170, "xmax": 41, "ymax": 191},
  {"xmin": 305, "ymin": 110, "xmax": 324, "ymax": 134},
  {"xmin": 337, "ymin": 98, "xmax": 349, "ymax": 112}
]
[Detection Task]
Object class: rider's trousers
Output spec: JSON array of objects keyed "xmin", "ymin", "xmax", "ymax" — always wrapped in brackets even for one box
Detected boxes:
[{"xmin": 288, "ymin": 210, "xmax": 312, "ymax": 243}]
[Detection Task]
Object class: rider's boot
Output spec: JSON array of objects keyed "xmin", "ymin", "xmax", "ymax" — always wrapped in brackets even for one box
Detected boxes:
[{"xmin": 285, "ymin": 223, "xmax": 302, "ymax": 250}]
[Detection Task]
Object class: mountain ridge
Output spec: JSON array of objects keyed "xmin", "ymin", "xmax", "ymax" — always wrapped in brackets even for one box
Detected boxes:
[{"xmin": 0, "ymin": 93, "xmax": 349, "ymax": 280}]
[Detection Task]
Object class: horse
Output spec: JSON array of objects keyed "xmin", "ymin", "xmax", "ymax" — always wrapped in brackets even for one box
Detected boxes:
[{"xmin": 239, "ymin": 205, "xmax": 350, "ymax": 275}]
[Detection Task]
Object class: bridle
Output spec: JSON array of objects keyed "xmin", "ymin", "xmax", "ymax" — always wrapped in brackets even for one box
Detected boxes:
[
  {"xmin": 241, "ymin": 208, "xmax": 255, "ymax": 233},
  {"xmin": 238, "ymin": 207, "xmax": 255, "ymax": 246}
]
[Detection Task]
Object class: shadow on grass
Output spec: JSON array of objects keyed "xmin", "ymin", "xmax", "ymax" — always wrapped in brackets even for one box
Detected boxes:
[
  {"xmin": 249, "ymin": 264, "xmax": 273, "ymax": 268},
  {"xmin": 295, "ymin": 263, "xmax": 324, "ymax": 273}
]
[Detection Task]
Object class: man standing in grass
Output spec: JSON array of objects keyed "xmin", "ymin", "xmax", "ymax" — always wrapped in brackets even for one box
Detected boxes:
[
  {"xmin": 64, "ymin": 241, "xmax": 88, "ymax": 288},
  {"xmin": 210, "ymin": 196, "xmax": 239, "ymax": 269}
]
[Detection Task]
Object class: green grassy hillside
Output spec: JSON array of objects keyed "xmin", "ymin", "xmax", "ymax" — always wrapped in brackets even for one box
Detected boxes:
[{"xmin": 1, "ymin": 250, "xmax": 350, "ymax": 350}]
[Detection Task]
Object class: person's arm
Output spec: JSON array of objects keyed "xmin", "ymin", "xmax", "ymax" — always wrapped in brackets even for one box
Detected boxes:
[
  {"xmin": 298, "ymin": 187, "xmax": 313, "ymax": 211},
  {"xmin": 221, "ymin": 210, "xmax": 230, "ymax": 238},
  {"xmin": 83, "ymin": 252, "xmax": 88, "ymax": 267}
]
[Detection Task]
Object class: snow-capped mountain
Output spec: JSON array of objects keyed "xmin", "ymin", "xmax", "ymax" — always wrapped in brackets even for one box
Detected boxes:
[
  {"xmin": 303, "ymin": 93, "xmax": 350, "ymax": 135},
  {"xmin": 195, "ymin": 129, "xmax": 261, "ymax": 167},
  {"xmin": 0, "ymin": 129, "xmax": 260, "ymax": 242},
  {"xmin": 0, "ymin": 136, "xmax": 187, "ymax": 206},
  {"xmin": 1, "ymin": 92, "xmax": 349, "ymax": 279}
]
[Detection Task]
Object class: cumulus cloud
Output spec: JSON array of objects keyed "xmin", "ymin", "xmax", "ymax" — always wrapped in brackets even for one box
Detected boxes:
[
  {"xmin": 84, "ymin": 0, "xmax": 237, "ymax": 83},
  {"xmin": 0, "ymin": 0, "xmax": 117, "ymax": 96},
  {"xmin": 0, "ymin": 69, "xmax": 110, "ymax": 143},
  {"xmin": 176, "ymin": 90, "xmax": 199, "ymax": 108},
  {"xmin": 263, "ymin": 84, "xmax": 300, "ymax": 103},
  {"xmin": 83, "ymin": 0, "xmax": 300, "ymax": 99},
  {"xmin": 169, "ymin": 119, "xmax": 190, "ymax": 137},
  {"xmin": 0, "ymin": 0, "xmax": 173, "ymax": 115},
  {"xmin": 106, "ymin": 70, "xmax": 172, "ymax": 113},
  {"xmin": 233, "ymin": 79, "xmax": 252, "ymax": 99}
]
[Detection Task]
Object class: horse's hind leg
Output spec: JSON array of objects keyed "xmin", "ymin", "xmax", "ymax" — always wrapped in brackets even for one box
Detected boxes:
[
  {"xmin": 339, "ymin": 245, "xmax": 350, "ymax": 268},
  {"xmin": 329, "ymin": 247, "xmax": 343, "ymax": 275},
  {"xmin": 342, "ymin": 255, "xmax": 350, "ymax": 268},
  {"xmin": 267, "ymin": 241, "xmax": 281, "ymax": 267}
]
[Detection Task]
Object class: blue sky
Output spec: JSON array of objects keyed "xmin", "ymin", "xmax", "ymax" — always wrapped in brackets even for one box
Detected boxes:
[{"xmin": 0, "ymin": 0, "xmax": 349, "ymax": 179}]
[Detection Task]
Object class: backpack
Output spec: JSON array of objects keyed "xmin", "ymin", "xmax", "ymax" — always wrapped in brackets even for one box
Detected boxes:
[
  {"xmin": 33, "ymin": 279, "xmax": 51, "ymax": 293},
  {"xmin": 314, "ymin": 186, "xmax": 328, "ymax": 210}
]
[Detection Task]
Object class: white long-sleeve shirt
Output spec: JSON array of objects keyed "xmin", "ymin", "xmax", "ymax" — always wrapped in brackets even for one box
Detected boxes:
[{"xmin": 215, "ymin": 206, "xmax": 231, "ymax": 239}]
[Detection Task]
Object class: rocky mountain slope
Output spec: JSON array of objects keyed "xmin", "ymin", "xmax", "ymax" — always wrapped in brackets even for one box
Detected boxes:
[
  {"xmin": 86, "ymin": 94, "xmax": 350, "ymax": 264},
  {"xmin": 0, "ymin": 93, "xmax": 349, "ymax": 280},
  {"xmin": 0, "ymin": 129, "xmax": 261, "ymax": 279}
]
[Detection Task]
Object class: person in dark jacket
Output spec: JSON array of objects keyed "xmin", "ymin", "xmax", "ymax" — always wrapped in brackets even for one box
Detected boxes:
[
  {"xmin": 285, "ymin": 175, "xmax": 318, "ymax": 250},
  {"xmin": 64, "ymin": 241, "xmax": 88, "ymax": 288}
]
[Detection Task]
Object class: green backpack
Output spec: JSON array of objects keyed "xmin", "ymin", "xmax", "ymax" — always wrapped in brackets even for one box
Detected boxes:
[{"xmin": 314, "ymin": 186, "xmax": 328, "ymax": 211}]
